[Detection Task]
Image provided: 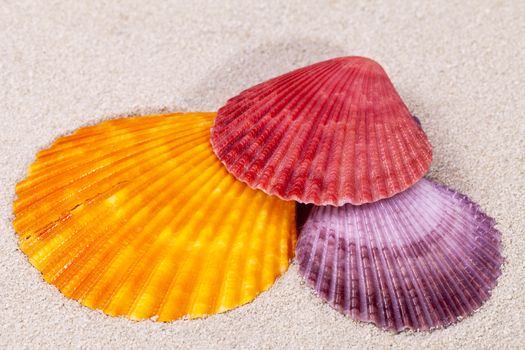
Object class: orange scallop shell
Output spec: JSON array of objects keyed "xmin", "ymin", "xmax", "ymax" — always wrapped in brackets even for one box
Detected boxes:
[{"xmin": 13, "ymin": 112, "xmax": 296, "ymax": 321}]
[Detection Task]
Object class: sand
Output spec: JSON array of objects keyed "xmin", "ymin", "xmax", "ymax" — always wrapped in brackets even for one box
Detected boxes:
[{"xmin": 1, "ymin": 1, "xmax": 524, "ymax": 349}]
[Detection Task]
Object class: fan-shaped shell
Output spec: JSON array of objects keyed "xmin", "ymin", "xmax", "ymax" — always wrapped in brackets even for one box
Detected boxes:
[
  {"xmin": 296, "ymin": 178, "xmax": 502, "ymax": 332},
  {"xmin": 13, "ymin": 112, "xmax": 296, "ymax": 321},
  {"xmin": 211, "ymin": 56, "xmax": 432, "ymax": 206}
]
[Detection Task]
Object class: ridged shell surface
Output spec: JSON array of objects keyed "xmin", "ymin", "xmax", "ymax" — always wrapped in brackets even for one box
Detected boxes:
[
  {"xmin": 13, "ymin": 112, "xmax": 296, "ymax": 321},
  {"xmin": 296, "ymin": 178, "xmax": 502, "ymax": 332},
  {"xmin": 211, "ymin": 56, "xmax": 432, "ymax": 206}
]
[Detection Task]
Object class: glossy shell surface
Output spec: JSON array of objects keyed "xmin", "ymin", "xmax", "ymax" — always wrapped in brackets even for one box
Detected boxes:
[{"xmin": 14, "ymin": 112, "xmax": 297, "ymax": 321}]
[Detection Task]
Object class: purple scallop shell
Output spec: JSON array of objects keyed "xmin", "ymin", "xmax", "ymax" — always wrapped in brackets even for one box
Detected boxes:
[{"xmin": 296, "ymin": 178, "xmax": 503, "ymax": 332}]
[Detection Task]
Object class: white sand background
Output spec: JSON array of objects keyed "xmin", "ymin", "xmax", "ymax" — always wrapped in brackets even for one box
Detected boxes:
[{"xmin": 1, "ymin": 1, "xmax": 524, "ymax": 349}]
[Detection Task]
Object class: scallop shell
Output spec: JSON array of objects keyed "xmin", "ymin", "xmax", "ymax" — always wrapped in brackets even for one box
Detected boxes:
[
  {"xmin": 13, "ymin": 112, "xmax": 296, "ymax": 321},
  {"xmin": 211, "ymin": 56, "xmax": 432, "ymax": 206},
  {"xmin": 296, "ymin": 178, "xmax": 502, "ymax": 332}
]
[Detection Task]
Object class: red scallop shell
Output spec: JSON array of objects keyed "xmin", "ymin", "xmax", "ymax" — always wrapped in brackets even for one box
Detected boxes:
[{"xmin": 211, "ymin": 56, "xmax": 432, "ymax": 205}]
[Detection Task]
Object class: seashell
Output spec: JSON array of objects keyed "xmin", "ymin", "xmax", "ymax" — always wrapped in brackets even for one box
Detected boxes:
[
  {"xmin": 13, "ymin": 112, "xmax": 296, "ymax": 321},
  {"xmin": 211, "ymin": 56, "xmax": 432, "ymax": 206},
  {"xmin": 296, "ymin": 178, "xmax": 503, "ymax": 332}
]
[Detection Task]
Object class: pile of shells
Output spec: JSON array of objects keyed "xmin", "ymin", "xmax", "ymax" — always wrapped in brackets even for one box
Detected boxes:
[{"xmin": 13, "ymin": 56, "xmax": 502, "ymax": 332}]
